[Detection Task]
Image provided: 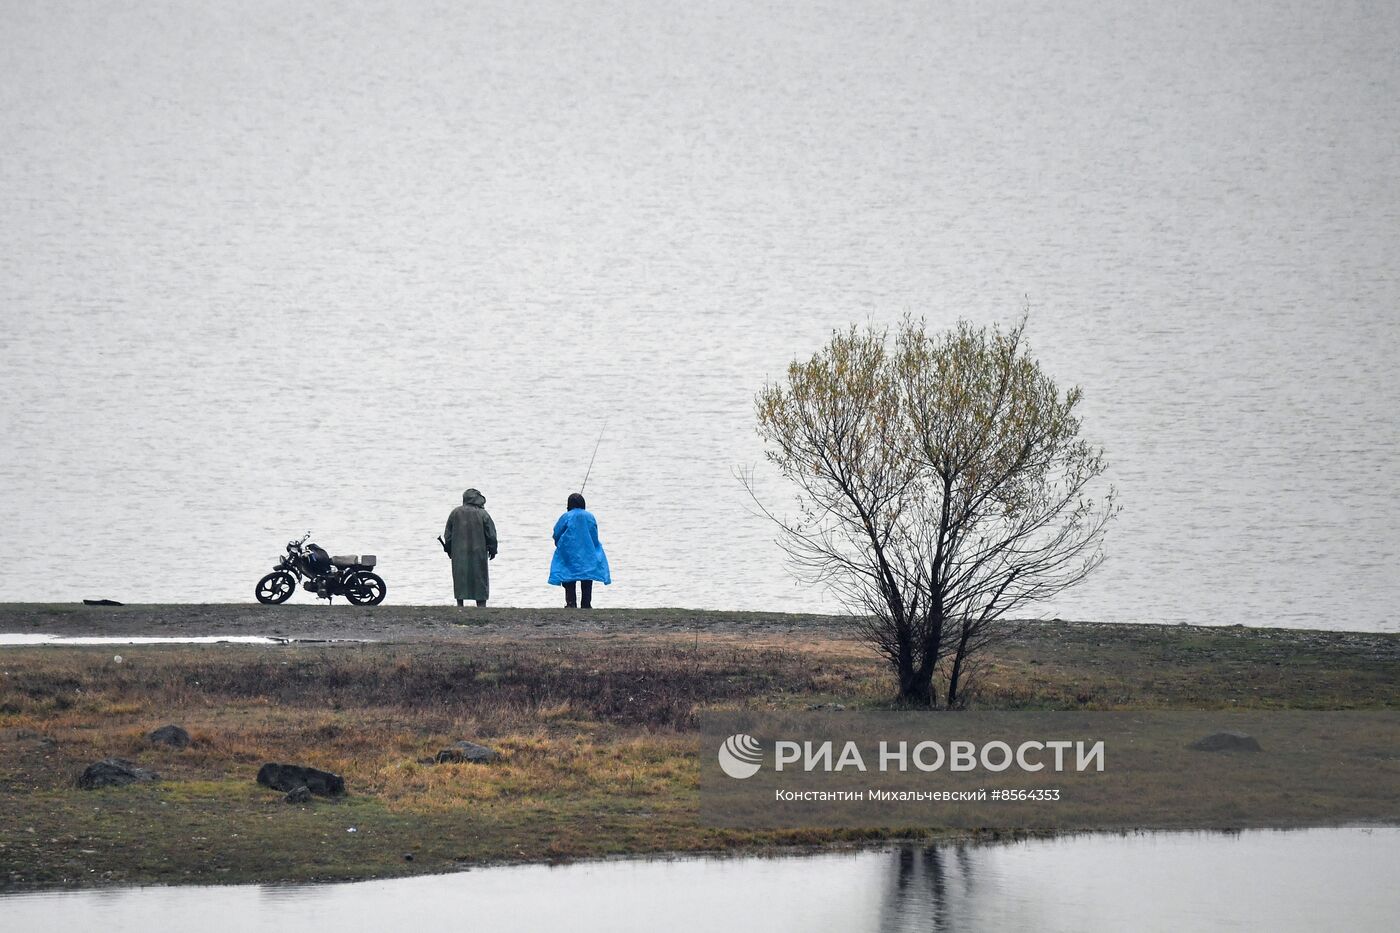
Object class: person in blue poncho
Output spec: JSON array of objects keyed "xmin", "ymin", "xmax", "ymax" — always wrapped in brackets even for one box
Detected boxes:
[{"xmin": 549, "ymin": 492, "xmax": 611, "ymax": 608}]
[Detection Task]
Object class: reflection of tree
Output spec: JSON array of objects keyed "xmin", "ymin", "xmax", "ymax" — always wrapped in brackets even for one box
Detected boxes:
[
  {"xmin": 875, "ymin": 842, "xmax": 1002, "ymax": 932},
  {"xmin": 873, "ymin": 841, "xmax": 1052, "ymax": 932},
  {"xmin": 953, "ymin": 844, "xmax": 977, "ymax": 907},
  {"xmin": 876, "ymin": 844, "xmax": 954, "ymax": 932}
]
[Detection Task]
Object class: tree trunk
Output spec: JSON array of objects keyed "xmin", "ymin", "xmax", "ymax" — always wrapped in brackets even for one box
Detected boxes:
[
  {"xmin": 946, "ymin": 657, "xmax": 963, "ymax": 709},
  {"xmin": 899, "ymin": 661, "xmax": 937, "ymax": 707},
  {"xmin": 896, "ymin": 636, "xmax": 915, "ymax": 701},
  {"xmin": 902, "ymin": 601, "xmax": 944, "ymax": 708},
  {"xmin": 946, "ymin": 626, "xmax": 972, "ymax": 709}
]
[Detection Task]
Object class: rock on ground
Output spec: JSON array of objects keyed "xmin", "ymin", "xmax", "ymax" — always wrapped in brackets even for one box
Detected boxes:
[
  {"xmin": 149, "ymin": 725, "xmax": 191, "ymax": 748},
  {"xmin": 257, "ymin": 762, "xmax": 346, "ymax": 797},
  {"xmin": 1189, "ymin": 731, "xmax": 1263, "ymax": 752},
  {"xmin": 77, "ymin": 758, "xmax": 160, "ymax": 789},
  {"xmin": 435, "ymin": 741, "xmax": 498, "ymax": 764},
  {"xmin": 283, "ymin": 785, "xmax": 312, "ymax": 804}
]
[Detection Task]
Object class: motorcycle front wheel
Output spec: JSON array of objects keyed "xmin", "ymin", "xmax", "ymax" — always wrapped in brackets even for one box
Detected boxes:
[
  {"xmin": 255, "ymin": 571, "xmax": 296, "ymax": 604},
  {"xmin": 344, "ymin": 571, "xmax": 386, "ymax": 606}
]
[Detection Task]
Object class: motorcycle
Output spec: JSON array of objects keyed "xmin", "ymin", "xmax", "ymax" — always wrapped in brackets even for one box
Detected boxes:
[{"xmin": 255, "ymin": 532, "xmax": 387, "ymax": 605}]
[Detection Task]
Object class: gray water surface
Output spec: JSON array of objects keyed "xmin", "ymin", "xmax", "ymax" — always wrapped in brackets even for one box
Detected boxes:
[
  {"xmin": 3, "ymin": 828, "xmax": 1396, "ymax": 932},
  {"xmin": 2, "ymin": 1, "xmax": 1397, "ymax": 628},
  {"xmin": 0, "ymin": 634, "xmax": 358, "ymax": 645}
]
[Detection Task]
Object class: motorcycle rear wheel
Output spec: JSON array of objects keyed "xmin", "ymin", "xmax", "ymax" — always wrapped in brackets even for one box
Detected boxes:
[
  {"xmin": 345, "ymin": 571, "xmax": 386, "ymax": 606},
  {"xmin": 255, "ymin": 571, "xmax": 296, "ymax": 605}
]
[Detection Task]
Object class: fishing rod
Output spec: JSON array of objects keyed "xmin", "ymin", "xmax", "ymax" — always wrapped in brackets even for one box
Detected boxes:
[{"xmin": 580, "ymin": 420, "xmax": 608, "ymax": 493}]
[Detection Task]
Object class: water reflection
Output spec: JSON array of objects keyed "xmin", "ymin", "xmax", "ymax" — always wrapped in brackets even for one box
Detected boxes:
[
  {"xmin": 868, "ymin": 829, "xmax": 1396, "ymax": 932},
  {"xmin": 878, "ymin": 845, "xmax": 974, "ymax": 932},
  {"xmin": 2, "ymin": 828, "xmax": 1395, "ymax": 932}
]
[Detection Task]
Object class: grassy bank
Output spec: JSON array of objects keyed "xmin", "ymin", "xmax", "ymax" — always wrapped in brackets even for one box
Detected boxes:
[{"xmin": 1, "ymin": 608, "xmax": 1396, "ymax": 890}]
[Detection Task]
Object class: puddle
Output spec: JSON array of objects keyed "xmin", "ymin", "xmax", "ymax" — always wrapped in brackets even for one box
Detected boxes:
[{"xmin": 0, "ymin": 635, "xmax": 367, "ymax": 646}]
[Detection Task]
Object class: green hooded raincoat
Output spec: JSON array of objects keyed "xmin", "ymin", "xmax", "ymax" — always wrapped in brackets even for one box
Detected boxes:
[{"xmin": 444, "ymin": 488, "xmax": 497, "ymax": 601}]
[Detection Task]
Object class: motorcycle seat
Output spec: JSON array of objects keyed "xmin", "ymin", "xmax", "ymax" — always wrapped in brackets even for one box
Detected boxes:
[{"xmin": 332, "ymin": 554, "xmax": 376, "ymax": 568}]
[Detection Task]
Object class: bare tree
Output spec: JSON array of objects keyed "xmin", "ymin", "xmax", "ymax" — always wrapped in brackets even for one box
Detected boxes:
[{"xmin": 750, "ymin": 316, "xmax": 1117, "ymax": 707}]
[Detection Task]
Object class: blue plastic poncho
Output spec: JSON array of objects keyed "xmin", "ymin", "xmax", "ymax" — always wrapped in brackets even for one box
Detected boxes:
[{"xmin": 548, "ymin": 508, "xmax": 611, "ymax": 585}]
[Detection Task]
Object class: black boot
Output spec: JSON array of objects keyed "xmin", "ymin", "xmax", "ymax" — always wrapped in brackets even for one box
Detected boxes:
[
  {"xmin": 564, "ymin": 581, "xmax": 578, "ymax": 608},
  {"xmin": 581, "ymin": 580, "xmax": 593, "ymax": 609}
]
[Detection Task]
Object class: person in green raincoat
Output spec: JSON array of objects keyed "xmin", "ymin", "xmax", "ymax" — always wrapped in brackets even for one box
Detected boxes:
[{"xmin": 443, "ymin": 488, "xmax": 497, "ymax": 606}]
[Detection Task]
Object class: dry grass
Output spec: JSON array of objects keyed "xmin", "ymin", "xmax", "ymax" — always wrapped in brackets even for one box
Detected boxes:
[
  {"xmin": 0, "ymin": 636, "xmax": 880, "ymax": 888},
  {"xmin": 1, "ymin": 620, "xmax": 1395, "ymax": 889}
]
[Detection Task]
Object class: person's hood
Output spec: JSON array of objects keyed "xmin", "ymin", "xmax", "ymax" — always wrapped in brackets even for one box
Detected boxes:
[{"xmin": 462, "ymin": 488, "xmax": 486, "ymax": 507}]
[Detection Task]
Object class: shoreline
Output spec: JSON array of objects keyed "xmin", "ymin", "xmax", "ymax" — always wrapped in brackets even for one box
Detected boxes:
[
  {"xmin": 2, "ymin": 606, "xmax": 1395, "ymax": 892},
  {"xmin": 8, "ymin": 825, "xmax": 1392, "ymax": 899},
  {"xmin": 1, "ymin": 602, "xmax": 1396, "ymax": 642}
]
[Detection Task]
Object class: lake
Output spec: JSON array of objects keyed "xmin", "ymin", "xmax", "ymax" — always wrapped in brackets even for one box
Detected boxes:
[
  {"xmin": 2, "ymin": 0, "xmax": 1397, "ymax": 629},
  {"xmin": 2, "ymin": 828, "xmax": 1396, "ymax": 932}
]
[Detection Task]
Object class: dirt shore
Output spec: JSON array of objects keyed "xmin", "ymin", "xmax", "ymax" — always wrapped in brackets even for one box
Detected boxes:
[
  {"xmin": 3, "ymin": 602, "xmax": 1397, "ymax": 651},
  {"xmin": 0, "ymin": 602, "xmax": 863, "ymax": 642}
]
